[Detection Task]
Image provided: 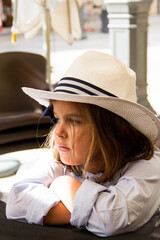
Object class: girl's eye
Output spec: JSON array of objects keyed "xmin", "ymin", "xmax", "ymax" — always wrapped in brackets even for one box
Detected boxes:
[{"xmin": 69, "ymin": 119, "xmax": 81, "ymax": 125}]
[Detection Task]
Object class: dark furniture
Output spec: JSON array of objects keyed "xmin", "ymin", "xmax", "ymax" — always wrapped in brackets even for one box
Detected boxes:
[
  {"xmin": 0, "ymin": 51, "xmax": 52, "ymax": 155},
  {"xmin": 0, "ymin": 200, "xmax": 158, "ymax": 240}
]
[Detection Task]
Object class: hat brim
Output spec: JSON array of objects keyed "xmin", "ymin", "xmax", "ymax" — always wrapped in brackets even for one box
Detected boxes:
[{"xmin": 22, "ymin": 87, "xmax": 160, "ymax": 143}]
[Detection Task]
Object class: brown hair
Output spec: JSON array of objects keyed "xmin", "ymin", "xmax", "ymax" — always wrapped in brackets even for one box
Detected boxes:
[
  {"xmin": 45, "ymin": 103, "xmax": 154, "ymax": 183},
  {"xmin": 85, "ymin": 104, "xmax": 154, "ymax": 182}
]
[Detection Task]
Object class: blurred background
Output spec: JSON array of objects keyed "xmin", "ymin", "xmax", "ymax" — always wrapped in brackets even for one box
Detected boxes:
[{"xmin": 0, "ymin": 0, "xmax": 160, "ymax": 202}]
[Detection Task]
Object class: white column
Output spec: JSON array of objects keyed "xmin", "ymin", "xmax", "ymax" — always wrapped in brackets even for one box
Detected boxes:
[{"xmin": 106, "ymin": 0, "xmax": 156, "ymax": 113}]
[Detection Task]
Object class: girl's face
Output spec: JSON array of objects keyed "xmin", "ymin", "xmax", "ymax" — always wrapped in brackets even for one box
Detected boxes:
[{"xmin": 53, "ymin": 101, "xmax": 92, "ymax": 167}]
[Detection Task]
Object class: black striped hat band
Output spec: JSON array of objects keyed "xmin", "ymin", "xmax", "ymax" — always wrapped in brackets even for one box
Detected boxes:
[{"xmin": 54, "ymin": 77, "xmax": 117, "ymax": 98}]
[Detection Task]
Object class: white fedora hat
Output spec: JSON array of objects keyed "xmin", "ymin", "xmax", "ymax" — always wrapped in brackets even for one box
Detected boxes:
[{"xmin": 22, "ymin": 50, "xmax": 160, "ymax": 143}]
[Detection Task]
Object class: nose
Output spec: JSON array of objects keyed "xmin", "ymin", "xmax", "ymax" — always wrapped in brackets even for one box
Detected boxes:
[{"xmin": 55, "ymin": 121, "xmax": 67, "ymax": 139}]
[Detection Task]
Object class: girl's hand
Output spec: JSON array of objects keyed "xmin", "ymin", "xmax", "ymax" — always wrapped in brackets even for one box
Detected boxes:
[{"xmin": 49, "ymin": 176, "xmax": 82, "ymax": 212}]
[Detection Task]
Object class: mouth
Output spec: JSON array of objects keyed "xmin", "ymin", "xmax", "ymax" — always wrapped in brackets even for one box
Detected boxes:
[{"xmin": 56, "ymin": 144, "xmax": 70, "ymax": 153}]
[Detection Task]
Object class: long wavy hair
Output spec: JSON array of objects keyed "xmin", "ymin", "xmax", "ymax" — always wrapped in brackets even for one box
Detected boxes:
[{"xmin": 45, "ymin": 102, "xmax": 154, "ymax": 183}]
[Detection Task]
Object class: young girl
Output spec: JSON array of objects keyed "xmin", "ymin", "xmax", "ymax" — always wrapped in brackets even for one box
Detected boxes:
[{"xmin": 6, "ymin": 51, "xmax": 160, "ymax": 237}]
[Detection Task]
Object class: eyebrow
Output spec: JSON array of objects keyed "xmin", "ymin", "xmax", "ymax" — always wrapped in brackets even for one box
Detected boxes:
[{"xmin": 53, "ymin": 112, "xmax": 83, "ymax": 118}]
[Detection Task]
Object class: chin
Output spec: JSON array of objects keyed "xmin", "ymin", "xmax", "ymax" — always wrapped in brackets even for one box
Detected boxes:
[{"xmin": 60, "ymin": 158, "xmax": 73, "ymax": 166}]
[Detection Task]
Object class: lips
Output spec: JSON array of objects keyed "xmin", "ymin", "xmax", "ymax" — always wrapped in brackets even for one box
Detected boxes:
[{"xmin": 56, "ymin": 144, "xmax": 70, "ymax": 153}]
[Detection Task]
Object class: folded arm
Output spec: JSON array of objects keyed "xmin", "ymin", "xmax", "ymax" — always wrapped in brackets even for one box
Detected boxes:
[
  {"xmin": 43, "ymin": 201, "xmax": 71, "ymax": 225},
  {"xmin": 43, "ymin": 175, "xmax": 82, "ymax": 225}
]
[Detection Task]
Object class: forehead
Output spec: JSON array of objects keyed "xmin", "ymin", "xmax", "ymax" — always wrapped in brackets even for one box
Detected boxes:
[{"xmin": 52, "ymin": 100, "xmax": 86, "ymax": 114}]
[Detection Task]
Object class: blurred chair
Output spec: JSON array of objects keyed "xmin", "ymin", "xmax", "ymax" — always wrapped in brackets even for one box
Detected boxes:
[{"xmin": 0, "ymin": 51, "xmax": 52, "ymax": 156}]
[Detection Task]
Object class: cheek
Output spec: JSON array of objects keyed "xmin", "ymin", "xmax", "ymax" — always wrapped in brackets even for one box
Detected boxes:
[{"xmin": 74, "ymin": 130, "xmax": 92, "ymax": 154}]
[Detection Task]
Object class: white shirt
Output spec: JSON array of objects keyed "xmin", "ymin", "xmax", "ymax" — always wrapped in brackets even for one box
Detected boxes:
[{"xmin": 6, "ymin": 147, "xmax": 160, "ymax": 237}]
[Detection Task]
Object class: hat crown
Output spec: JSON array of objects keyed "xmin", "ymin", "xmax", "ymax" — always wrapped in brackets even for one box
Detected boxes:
[{"xmin": 60, "ymin": 51, "xmax": 137, "ymax": 102}]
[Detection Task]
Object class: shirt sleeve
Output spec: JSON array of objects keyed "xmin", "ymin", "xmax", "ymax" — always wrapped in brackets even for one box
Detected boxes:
[
  {"xmin": 71, "ymin": 151, "xmax": 160, "ymax": 237},
  {"xmin": 6, "ymin": 155, "xmax": 65, "ymax": 225}
]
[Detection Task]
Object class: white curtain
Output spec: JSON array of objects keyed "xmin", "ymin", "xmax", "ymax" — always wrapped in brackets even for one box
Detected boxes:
[{"xmin": 12, "ymin": 0, "xmax": 83, "ymax": 44}]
